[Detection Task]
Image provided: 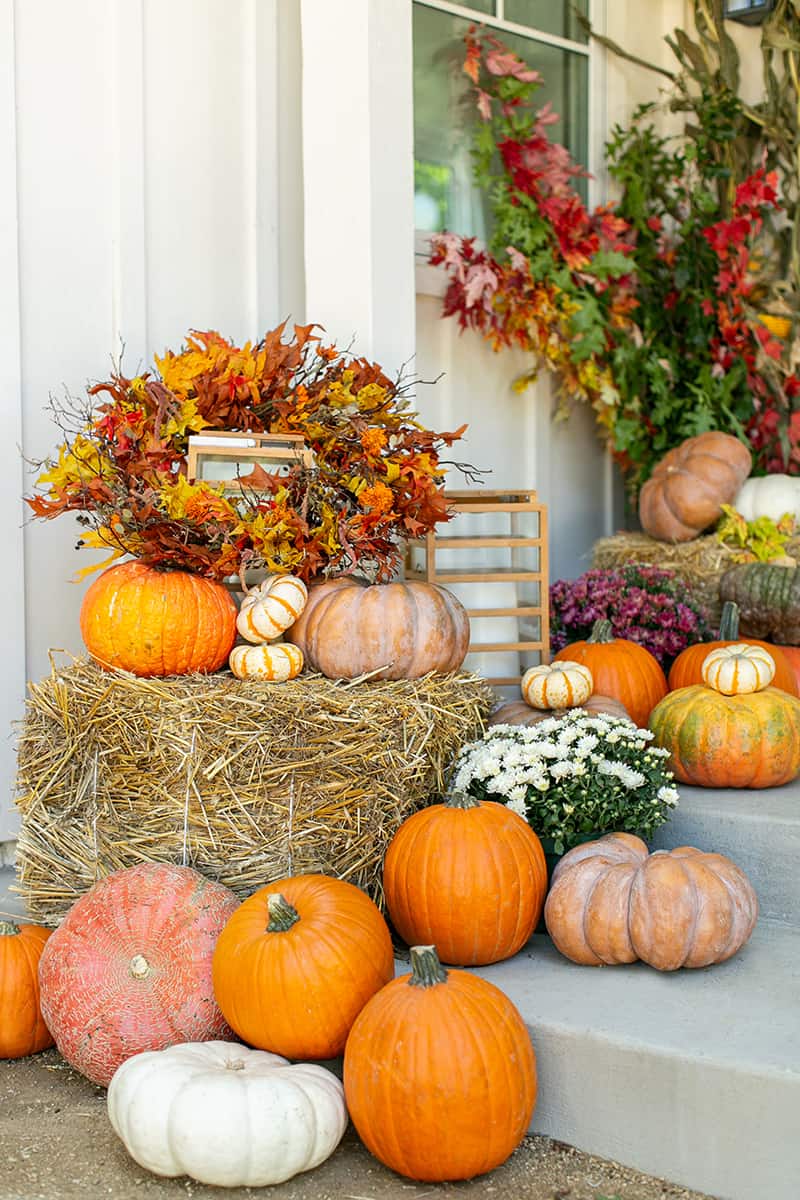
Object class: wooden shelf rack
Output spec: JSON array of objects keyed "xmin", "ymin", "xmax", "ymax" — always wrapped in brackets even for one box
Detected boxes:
[{"xmin": 405, "ymin": 488, "xmax": 550, "ymax": 686}]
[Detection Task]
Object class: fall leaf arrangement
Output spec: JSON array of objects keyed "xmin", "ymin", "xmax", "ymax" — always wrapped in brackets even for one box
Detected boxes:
[
  {"xmin": 27, "ymin": 324, "xmax": 466, "ymax": 582},
  {"xmin": 431, "ymin": 20, "xmax": 800, "ymax": 494}
]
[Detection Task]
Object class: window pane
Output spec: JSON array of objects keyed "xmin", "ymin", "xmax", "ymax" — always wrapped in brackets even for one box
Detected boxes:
[
  {"xmin": 413, "ymin": 4, "xmax": 589, "ymax": 237},
  {"xmin": 504, "ymin": 0, "xmax": 589, "ymax": 44}
]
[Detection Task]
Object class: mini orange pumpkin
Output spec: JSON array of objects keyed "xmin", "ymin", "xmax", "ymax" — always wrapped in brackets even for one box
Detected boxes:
[
  {"xmin": 286, "ymin": 578, "xmax": 470, "ymax": 680},
  {"xmin": 80, "ymin": 562, "xmax": 237, "ymax": 677},
  {"xmin": 553, "ymin": 620, "xmax": 667, "ymax": 727},
  {"xmin": 343, "ymin": 944, "xmax": 537, "ymax": 1182},
  {"xmin": 544, "ymin": 833, "xmax": 758, "ymax": 971},
  {"xmin": 212, "ymin": 875, "xmax": 394, "ymax": 1060},
  {"xmin": 638, "ymin": 431, "xmax": 752, "ymax": 542},
  {"xmin": 0, "ymin": 921, "xmax": 53, "ymax": 1059},
  {"xmin": 383, "ymin": 792, "xmax": 547, "ymax": 966}
]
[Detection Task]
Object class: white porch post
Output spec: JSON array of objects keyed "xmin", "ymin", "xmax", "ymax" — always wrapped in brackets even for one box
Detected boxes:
[{"xmin": 299, "ymin": 0, "xmax": 415, "ymax": 375}]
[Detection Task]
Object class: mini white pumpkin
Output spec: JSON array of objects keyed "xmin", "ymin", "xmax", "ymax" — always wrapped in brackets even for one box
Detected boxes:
[
  {"xmin": 237, "ymin": 574, "xmax": 308, "ymax": 644},
  {"xmin": 701, "ymin": 643, "xmax": 776, "ymax": 696},
  {"xmin": 733, "ymin": 475, "xmax": 800, "ymax": 524},
  {"xmin": 229, "ymin": 642, "xmax": 304, "ymax": 681},
  {"xmin": 521, "ymin": 661, "xmax": 594, "ymax": 710},
  {"xmin": 107, "ymin": 1041, "xmax": 348, "ymax": 1187}
]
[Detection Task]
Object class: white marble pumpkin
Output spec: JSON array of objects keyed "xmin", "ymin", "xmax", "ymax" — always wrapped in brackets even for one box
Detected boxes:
[{"xmin": 107, "ymin": 1041, "xmax": 347, "ymax": 1187}]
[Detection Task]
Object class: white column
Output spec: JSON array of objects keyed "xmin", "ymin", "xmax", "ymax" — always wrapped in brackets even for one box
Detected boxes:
[
  {"xmin": 0, "ymin": 0, "xmax": 26, "ymax": 841},
  {"xmin": 299, "ymin": 0, "xmax": 415, "ymax": 375}
]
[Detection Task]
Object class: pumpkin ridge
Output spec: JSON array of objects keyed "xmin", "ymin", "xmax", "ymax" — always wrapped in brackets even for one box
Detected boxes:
[
  {"xmin": 14, "ymin": 927, "xmax": 49, "ymax": 1050},
  {"xmin": 582, "ymin": 868, "xmax": 609, "ymax": 965}
]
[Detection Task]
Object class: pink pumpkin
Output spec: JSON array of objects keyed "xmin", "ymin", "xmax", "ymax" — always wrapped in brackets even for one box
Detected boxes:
[{"xmin": 38, "ymin": 863, "xmax": 238, "ymax": 1086}]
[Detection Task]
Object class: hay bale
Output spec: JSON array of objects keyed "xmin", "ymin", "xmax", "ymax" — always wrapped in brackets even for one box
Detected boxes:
[
  {"xmin": 15, "ymin": 660, "xmax": 494, "ymax": 925},
  {"xmin": 592, "ymin": 532, "xmax": 800, "ymax": 627}
]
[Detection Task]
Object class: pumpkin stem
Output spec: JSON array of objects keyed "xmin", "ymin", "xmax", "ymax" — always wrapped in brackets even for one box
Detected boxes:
[
  {"xmin": 718, "ymin": 600, "xmax": 740, "ymax": 641},
  {"xmin": 444, "ymin": 790, "xmax": 481, "ymax": 810},
  {"xmin": 129, "ymin": 954, "xmax": 151, "ymax": 979},
  {"xmin": 266, "ymin": 893, "xmax": 300, "ymax": 933},
  {"xmin": 587, "ymin": 619, "xmax": 614, "ymax": 644},
  {"xmin": 0, "ymin": 921, "xmax": 20, "ymax": 936},
  {"xmin": 409, "ymin": 944, "xmax": 448, "ymax": 988}
]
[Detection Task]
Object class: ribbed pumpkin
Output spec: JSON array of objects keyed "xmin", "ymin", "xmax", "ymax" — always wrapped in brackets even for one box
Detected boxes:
[
  {"xmin": 489, "ymin": 694, "xmax": 631, "ymax": 727},
  {"xmin": 0, "ymin": 921, "xmax": 53, "ymax": 1059},
  {"xmin": 733, "ymin": 473, "xmax": 800, "ymax": 523},
  {"xmin": 544, "ymin": 833, "xmax": 758, "ymax": 971},
  {"xmin": 236, "ymin": 574, "xmax": 308, "ymax": 644},
  {"xmin": 38, "ymin": 864, "xmax": 238, "ymax": 1085},
  {"xmin": 553, "ymin": 620, "xmax": 668, "ymax": 727},
  {"xmin": 286, "ymin": 578, "xmax": 470, "ymax": 680},
  {"xmin": 383, "ymin": 792, "xmax": 547, "ymax": 966},
  {"xmin": 701, "ymin": 643, "xmax": 775, "ymax": 695},
  {"xmin": 229, "ymin": 642, "xmax": 303, "ymax": 681},
  {"xmin": 638, "ymin": 431, "xmax": 752, "ymax": 542},
  {"xmin": 719, "ymin": 562, "xmax": 800, "ymax": 644},
  {"xmin": 80, "ymin": 562, "xmax": 237, "ymax": 677},
  {"xmin": 343, "ymin": 944, "xmax": 537, "ymax": 1182},
  {"xmin": 667, "ymin": 600, "xmax": 800, "ymax": 695},
  {"xmin": 212, "ymin": 875, "xmax": 394, "ymax": 1059},
  {"xmin": 776, "ymin": 643, "xmax": 800, "ymax": 691},
  {"xmin": 520, "ymin": 661, "xmax": 593, "ymax": 710},
  {"xmin": 649, "ymin": 681, "xmax": 800, "ymax": 788}
]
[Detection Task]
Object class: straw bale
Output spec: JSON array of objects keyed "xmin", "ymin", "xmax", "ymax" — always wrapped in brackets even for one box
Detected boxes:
[
  {"xmin": 592, "ymin": 532, "xmax": 800, "ymax": 627},
  {"xmin": 15, "ymin": 659, "xmax": 494, "ymax": 926}
]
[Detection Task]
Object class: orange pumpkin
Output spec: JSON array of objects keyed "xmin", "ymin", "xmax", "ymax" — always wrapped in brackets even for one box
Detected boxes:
[
  {"xmin": 286, "ymin": 578, "xmax": 470, "ymax": 680},
  {"xmin": 383, "ymin": 792, "xmax": 547, "ymax": 966},
  {"xmin": 343, "ymin": 944, "xmax": 537, "ymax": 1182},
  {"xmin": 80, "ymin": 562, "xmax": 237, "ymax": 677},
  {"xmin": 212, "ymin": 874, "xmax": 394, "ymax": 1059},
  {"xmin": 544, "ymin": 833, "xmax": 758, "ymax": 971},
  {"xmin": 776, "ymin": 643, "xmax": 800, "ymax": 691},
  {"xmin": 668, "ymin": 601, "xmax": 800, "ymax": 696},
  {"xmin": 38, "ymin": 864, "xmax": 238, "ymax": 1085},
  {"xmin": 638, "ymin": 431, "xmax": 752, "ymax": 542},
  {"xmin": 649, "ymin": 682, "xmax": 800, "ymax": 788},
  {"xmin": 0, "ymin": 921, "xmax": 53, "ymax": 1059},
  {"xmin": 489, "ymin": 694, "xmax": 631, "ymax": 727},
  {"xmin": 553, "ymin": 620, "xmax": 668, "ymax": 727}
]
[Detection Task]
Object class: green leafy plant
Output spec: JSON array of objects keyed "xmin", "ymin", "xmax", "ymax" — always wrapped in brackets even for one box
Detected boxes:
[{"xmin": 716, "ymin": 504, "xmax": 796, "ymax": 562}]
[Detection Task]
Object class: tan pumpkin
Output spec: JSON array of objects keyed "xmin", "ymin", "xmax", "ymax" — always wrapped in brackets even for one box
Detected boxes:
[
  {"xmin": 489, "ymin": 694, "xmax": 631, "ymax": 727},
  {"xmin": 638, "ymin": 432, "xmax": 752, "ymax": 542},
  {"xmin": 544, "ymin": 833, "xmax": 758, "ymax": 971},
  {"xmin": 701, "ymin": 643, "xmax": 775, "ymax": 695},
  {"xmin": 286, "ymin": 578, "xmax": 470, "ymax": 680},
  {"xmin": 229, "ymin": 642, "xmax": 304, "ymax": 682},
  {"xmin": 236, "ymin": 575, "xmax": 308, "ymax": 644},
  {"xmin": 520, "ymin": 661, "xmax": 593, "ymax": 710}
]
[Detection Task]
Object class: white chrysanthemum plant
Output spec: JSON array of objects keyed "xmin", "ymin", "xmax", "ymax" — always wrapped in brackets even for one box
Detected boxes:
[{"xmin": 451, "ymin": 711, "xmax": 679, "ymax": 855}]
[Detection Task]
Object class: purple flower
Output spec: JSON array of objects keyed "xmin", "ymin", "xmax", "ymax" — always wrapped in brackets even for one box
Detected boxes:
[{"xmin": 550, "ymin": 564, "xmax": 711, "ymax": 667}]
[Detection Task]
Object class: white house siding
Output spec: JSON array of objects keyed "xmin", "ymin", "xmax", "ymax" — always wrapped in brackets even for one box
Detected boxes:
[{"xmin": 1, "ymin": 0, "xmax": 702, "ymax": 840}]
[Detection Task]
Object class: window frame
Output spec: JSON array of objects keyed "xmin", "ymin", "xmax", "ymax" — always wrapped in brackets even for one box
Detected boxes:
[{"xmin": 413, "ymin": 0, "xmax": 607, "ymax": 297}]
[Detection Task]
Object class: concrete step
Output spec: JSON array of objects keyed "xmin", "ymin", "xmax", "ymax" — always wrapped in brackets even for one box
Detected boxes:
[
  {"xmin": 650, "ymin": 780, "xmax": 800, "ymax": 926},
  {"xmin": 474, "ymin": 922, "xmax": 800, "ymax": 1200}
]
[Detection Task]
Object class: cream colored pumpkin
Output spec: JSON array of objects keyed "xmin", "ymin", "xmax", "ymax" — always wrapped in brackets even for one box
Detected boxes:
[
  {"xmin": 236, "ymin": 575, "xmax": 308, "ymax": 644},
  {"xmin": 733, "ymin": 475, "xmax": 800, "ymax": 524},
  {"xmin": 701, "ymin": 643, "xmax": 775, "ymax": 695},
  {"xmin": 107, "ymin": 1041, "xmax": 348, "ymax": 1187},
  {"xmin": 229, "ymin": 642, "xmax": 303, "ymax": 682},
  {"xmin": 521, "ymin": 661, "xmax": 593, "ymax": 710}
]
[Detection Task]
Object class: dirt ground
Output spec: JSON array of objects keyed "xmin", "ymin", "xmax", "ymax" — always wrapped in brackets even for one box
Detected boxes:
[{"xmin": 0, "ymin": 1050, "xmax": 715, "ymax": 1200}]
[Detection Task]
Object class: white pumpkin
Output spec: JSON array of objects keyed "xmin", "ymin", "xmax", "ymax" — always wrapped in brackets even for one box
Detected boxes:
[
  {"xmin": 107, "ymin": 1041, "xmax": 348, "ymax": 1187},
  {"xmin": 701, "ymin": 643, "xmax": 776, "ymax": 696},
  {"xmin": 733, "ymin": 475, "xmax": 800, "ymax": 524},
  {"xmin": 237, "ymin": 574, "xmax": 308, "ymax": 644},
  {"xmin": 521, "ymin": 661, "xmax": 593, "ymax": 710},
  {"xmin": 229, "ymin": 642, "xmax": 304, "ymax": 681}
]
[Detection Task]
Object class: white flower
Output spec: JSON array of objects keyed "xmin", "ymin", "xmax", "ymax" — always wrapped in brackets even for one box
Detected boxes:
[
  {"xmin": 507, "ymin": 796, "xmax": 528, "ymax": 818},
  {"xmin": 549, "ymin": 761, "xmax": 573, "ymax": 780},
  {"xmin": 605, "ymin": 731, "xmax": 621, "ymax": 744},
  {"xmin": 657, "ymin": 785, "xmax": 680, "ymax": 806},
  {"xmin": 619, "ymin": 767, "xmax": 645, "ymax": 789},
  {"xmin": 576, "ymin": 734, "xmax": 598, "ymax": 755}
]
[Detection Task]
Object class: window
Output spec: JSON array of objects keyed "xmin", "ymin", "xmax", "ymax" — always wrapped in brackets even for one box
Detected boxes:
[{"xmin": 413, "ymin": 1, "xmax": 591, "ymax": 240}]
